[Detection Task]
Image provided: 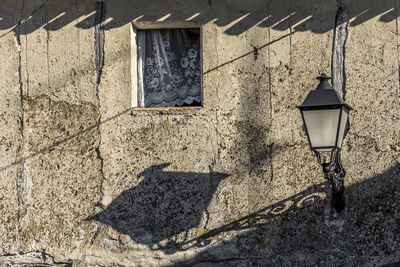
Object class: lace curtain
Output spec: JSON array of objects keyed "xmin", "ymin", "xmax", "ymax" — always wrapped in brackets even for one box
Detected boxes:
[{"xmin": 137, "ymin": 28, "xmax": 201, "ymax": 107}]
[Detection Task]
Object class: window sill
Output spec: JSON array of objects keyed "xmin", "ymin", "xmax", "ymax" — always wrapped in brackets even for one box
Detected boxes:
[{"xmin": 131, "ymin": 106, "xmax": 202, "ymax": 114}]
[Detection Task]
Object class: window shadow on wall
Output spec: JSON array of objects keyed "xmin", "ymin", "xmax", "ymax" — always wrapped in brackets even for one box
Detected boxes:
[
  {"xmin": 0, "ymin": 0, "xmax": 398, "ymax": 37},
  {"xmin": 169, "ymin": 163, "xmax": 400, "ymax": 266},
  {"xmin": 86, "ymin": 163, "xmax": 229, "ymax": 249}
]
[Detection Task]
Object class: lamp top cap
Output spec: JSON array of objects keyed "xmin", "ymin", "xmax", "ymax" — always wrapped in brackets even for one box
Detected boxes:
[
  {"xmin": 316, "ymin": 73, "xmax": 333, "ymax": 90},
  {"xmin": 316, "ymin": 73, "xmax": 331, "ymax": 81}
]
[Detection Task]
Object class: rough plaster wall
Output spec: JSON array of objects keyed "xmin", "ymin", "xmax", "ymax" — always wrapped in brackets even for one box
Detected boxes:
[
  {"xmin": 0, "ymin": 0, "xmax": 102, "ymax": 258},
  {"xmin": 0, "ymin": 0, "xmax": 399, "ymax": 266},
  {"xmin": 345, "ymin": 0, "xmax": 400, "ymax": 179},
  {"xmin": 0, "ymin": 1, "xmax": 21, "ymax": 253}
]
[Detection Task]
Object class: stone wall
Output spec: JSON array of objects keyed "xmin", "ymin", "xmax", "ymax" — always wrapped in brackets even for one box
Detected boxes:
[{"xmin": 0, "ymin": 0, "xmax": 399, "ymax": 266}]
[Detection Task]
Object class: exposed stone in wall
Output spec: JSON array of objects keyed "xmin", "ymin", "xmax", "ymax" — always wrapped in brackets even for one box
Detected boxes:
[
  {"xmin": 0, "ymin": 252, "xmax": 71, "ymax": 266},
  {"xmin": 14, "ymin": 96, "xmax": 102, "ymax": 253}
]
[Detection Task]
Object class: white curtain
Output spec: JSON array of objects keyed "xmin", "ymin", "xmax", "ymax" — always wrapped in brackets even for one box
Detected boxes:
[{"xmin": 137, "ymin": 28, "xmax": 201, "ymax": 107}]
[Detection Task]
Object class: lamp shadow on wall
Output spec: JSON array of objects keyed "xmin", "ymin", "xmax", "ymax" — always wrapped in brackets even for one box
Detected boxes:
[
  {"xmin": 0, "ymin": 0, "xmax": 398, "ymax": 37},
  {"xmin": 86, "ymin": 162, "xmax": 400, "ymax": 262},
  {"xmin": 169, "ymin": 163, "xmax": 400, "ymax": 266},
  {"xmin": 86, "ymin": 163, "xmax": 230, "ymax": 249}
]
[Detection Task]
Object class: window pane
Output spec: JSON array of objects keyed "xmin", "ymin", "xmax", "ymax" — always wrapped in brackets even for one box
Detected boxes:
[
  {"xmin": 137, "ymin": 28, "xmax": 201, "ymax": 107},
  {"xmin": 302, "ymin": 109, "xmax": 340, "ymax": 150},
  {"xmin": 337, "ymin": 108, "xmax": 349, "ymax": 148}
]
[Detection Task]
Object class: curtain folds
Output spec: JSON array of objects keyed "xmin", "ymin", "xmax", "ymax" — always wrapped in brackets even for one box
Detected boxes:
[{"xmin": 137, "ymin": 28, "xmax": 201, "ymax": 107}]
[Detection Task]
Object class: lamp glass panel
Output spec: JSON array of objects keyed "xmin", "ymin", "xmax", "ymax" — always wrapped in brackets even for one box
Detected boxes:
[
  {"xmin": 302, "ymin": 109, "xmax": 340, "ymax": 151},
  {"xmin": 337, "ymin": 108, "xmax": 349, "ymax": 148}
]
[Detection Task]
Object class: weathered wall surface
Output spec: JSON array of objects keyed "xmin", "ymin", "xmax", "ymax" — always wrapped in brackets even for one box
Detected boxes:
[{"xmin": 0, "ymin": 0, "xmax": 399, "ymax": 266}]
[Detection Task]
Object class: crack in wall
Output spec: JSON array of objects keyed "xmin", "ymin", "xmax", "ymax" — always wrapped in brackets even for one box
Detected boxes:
[
  {"xmin": 267, "ymin": 27, "xmax": 272, "ymax": 119},
  {"xmin": 211, "ymin": 21, "xmax": 221, "ymax": 172},
  {"xmin": 95, "ymin": 1, "xmax": 105, "ymax": 86},
  {"xmin": 75, "ymin": 0, "xmax": 82, "ymax": 100},
  {"xmin": 268, "ymin": 143, "xmax": 274, "ymax": 182},
  {"xmin": 15, "ymin": 0, "xmax": 24, "ymax": 131},
  {"xmin": 289, "ymin": 11, "xmax": 293, "ymax": 66},
  {"xmin": 331, "ymin": 1, "xmax": 349, "ymax": 100},
  {"xmin": 14, "ymin": 0, "xmax": 25, "ymax": 242},
  {"xmin": 15, "ymin": 33, "xmax": 24, "ymax": 131},
  {"xmin": 94, "ymin": 0, "xmax": 106, "ymax": 213},
  {"xmin": 45, "ymin": 2, "xmax": 51, "ymax": 108},
  {"xmin": 24, "ymin": 35, "xmax": 29, "ymax": 96},
  {"xmin": 95, "ymin": 146, "xmax": 105, "ymax": 195}
]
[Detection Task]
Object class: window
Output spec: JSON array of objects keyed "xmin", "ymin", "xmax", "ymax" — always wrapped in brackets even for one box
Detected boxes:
[{"xmin": 131, "ymin": 22, "xmax": 202, "ymax": 108}]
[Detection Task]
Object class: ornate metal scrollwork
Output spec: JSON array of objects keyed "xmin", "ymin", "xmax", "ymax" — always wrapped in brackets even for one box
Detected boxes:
[{"xmin": 315, "ymin": 149, "xmax": 346, "ymax": 213}]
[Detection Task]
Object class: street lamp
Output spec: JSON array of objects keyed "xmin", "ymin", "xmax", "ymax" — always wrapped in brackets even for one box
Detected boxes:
[{"xmin": 298, "ymin": 73, "xmax": 353, "ymax": 213}]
